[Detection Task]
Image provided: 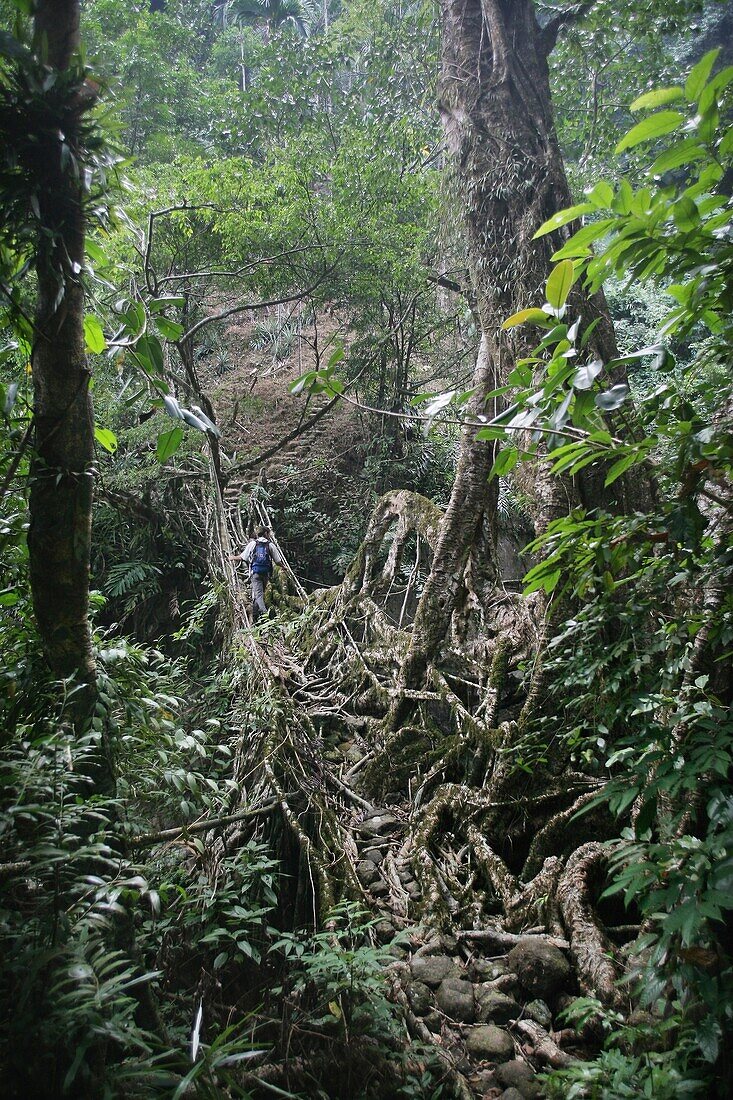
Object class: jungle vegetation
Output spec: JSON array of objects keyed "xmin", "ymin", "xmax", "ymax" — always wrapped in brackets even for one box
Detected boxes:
[{"xmin": 1, "ymin": 1, "xmax": 732, "ymax": 1097}]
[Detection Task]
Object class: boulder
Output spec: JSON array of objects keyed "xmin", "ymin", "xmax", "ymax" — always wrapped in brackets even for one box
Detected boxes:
[
  {"xmin": 357, "ymin": 811, "xmax": 400, "ymax": 838},
  {"xmin": 355, "ymin": 860, "xmax": 379, "ymax": 887},
  {"xmin": 424, "ymin": 1009, "xmax": 443, "ymax": 1033},
  {"xmin": 406, "ymin": 980, "xmax": 432, "ymax": 1016},
  {"xmin": 465, "ymin": 1023, "xmax": 514, "ymax": 1062},
  {"xmin": 436, "ymin": 977, "xmax": 476, "ymax": 1023},
  {"xmin": 524, "ymin": 999, "xmax": 552, "ymax": 1029},
  {"xmin": 475, "ymin": 989, "xmax": 521, "ymax": 1025},
  {"xmin": 473, "ymin": 958, "xmax": 509, "ymax": 981},
  {"xmin": 495, "ymin": 1059, "xmax": 541, "ymax": 1098},
  {"xmin": 506, "ymin": 937, "xmax": 571, "ymax": 1000},
  {"xmin": 410, "ymin": 954, "xmax": 458, "ymax": 987}
]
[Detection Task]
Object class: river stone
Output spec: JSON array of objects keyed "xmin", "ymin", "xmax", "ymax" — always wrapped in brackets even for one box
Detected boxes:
[
  {"xmin": 406, "ymin": 980, "xmax": 432, "ymax": 1016},
  {"xmin": 356, "ymin": 860, "xmax": 379, "ymax": 887},
  {"xmin": 436, "ymin": 978, "xmax": 476, "ymax": 1023},
  {"xmin": 465, "ymin": 1024, "xmax": 514, "ymax": 1062},
  {"xmin": 476, "ymin": 990, "xmax": 521, "ymax": 1024},
  {"xmin": 524, "ymin": 998, "xmax": 552, "ymax": 1029},
  {"xmin": 506, "ymin": 937, "xmax": 571, "ymax": 1000},
  {"xmin": 410, "ymin": 954, "xmax": 457, "ymax": 987},
  {"xmin": 364, "ymin": 847, "xmax": 384, "ymax": 864},
  {"xmin": 370, "ymin": 879, "xmax": 389, "ymax": 898},
  {"xmin": 501, "ymin": 1089, "xmax": 526, "ymax": 1100},
  {"xmin": 496, "ymin": 1059, "xmax": 541, "ymax": 1098}
]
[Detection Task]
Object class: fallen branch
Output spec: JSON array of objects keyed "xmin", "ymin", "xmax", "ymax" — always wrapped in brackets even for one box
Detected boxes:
[{"xmin": 128, "ymin": 801, "xmax": 279, "ymax": 848}]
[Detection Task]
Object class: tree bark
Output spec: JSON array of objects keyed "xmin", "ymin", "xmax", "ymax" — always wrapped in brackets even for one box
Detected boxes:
[
  {"xmin": 27, "ymin": 1, "xmax": 97, "ymax": 698},
  {"xmin": 390, "ymin": 0, "xmax": 629, "ymax": 715}
]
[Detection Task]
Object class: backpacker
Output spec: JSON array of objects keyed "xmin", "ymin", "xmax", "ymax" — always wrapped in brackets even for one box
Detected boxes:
[{"xmin": 250, "ymin": 540, "xmax": 272, "ymax": 575}]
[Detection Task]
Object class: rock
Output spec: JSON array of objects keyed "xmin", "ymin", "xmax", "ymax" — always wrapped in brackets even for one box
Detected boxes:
[
  {"xmin": 355, "ymin": 860, "xmax": 379, "ymax": 887},
  {"xmin": 364, "ymin": 847, "xmax": 385, "ymax": 864},
  {"xmin": 465, "ymin": 1024, "xmax": 515, "ymax": 1062},
  {"xmin": 410, "ymin": 955, "xmax": 457, "ymax": 988},
  {"xmin": 501, "ymin": 1089, "xmax": 526, "ymax": 1100},
  {"xmin": 469, "ymin": 1068, "xmax": 499, "ymax": 1094},
  {"xmin": 370, "ymin": 879, "xmax": 389, "ymax": 898},
  {"xmin": 436, "ymin": 978, "xmax": 476, "ymax": 1023},
  {"xmin": 496, "ymin": 1059, "xmax": 540, "ymax": 1098},
  {"xmin": 374, "ymin": 919, "xmax": 394, "ymax": 943},
  {"xmin": 524, "ymin": 999, "xmax": 552, "ymax": 1029},
  {"xmin": 475, "ymin": 990, "xmax": 521, "ymax": 1025},
  {"xmin": 473, "ymin": 958, "xmax": 509, "ymax": 981},
  {"xmin": 357, "ymin": 811, "xmax": 400, "ymax": 838},
  {"xmin": 424, "ymin": 1009, "xmax": 442, "ymax": 1033},
  {"xmin": 506, "ymin": 937, "xmax": 571, "ymax": 1001},
  {"xmin": 405, "ymin": 881, "xmax": 421, "ymax": 900},
  {"xmin": 406, "ymin": 980, "xmax": 432, "ymax": 1016}
]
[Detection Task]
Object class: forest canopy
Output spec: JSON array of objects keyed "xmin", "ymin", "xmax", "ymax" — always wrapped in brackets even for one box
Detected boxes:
[{"xmin": 1, "ymin": 1, "xmax": 732, "ymax": 1098}]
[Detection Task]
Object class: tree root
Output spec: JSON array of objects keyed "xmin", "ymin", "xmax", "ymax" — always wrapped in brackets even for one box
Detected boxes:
[{"xmin": 557, "ymin": 842, "xmax": 622, "ymax": 1006}]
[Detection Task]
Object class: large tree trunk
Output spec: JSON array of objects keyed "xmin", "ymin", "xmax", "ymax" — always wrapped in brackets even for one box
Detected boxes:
[
  {"xmin": 27, "ymin": 2, "xmax": 98, "ymax": 708},
  {"xmin": 390, "ymin": 0, "xmax": 620, "ymax": 714}
]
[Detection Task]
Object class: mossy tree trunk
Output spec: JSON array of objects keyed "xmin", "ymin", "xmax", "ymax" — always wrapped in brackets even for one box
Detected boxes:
[
  {"xmin": 27, "ymin": 1, "xmax": 103, "ymax": 745},
  {"xmin": 391, "ymin": 0, "xmax": 621, "ymax": 713}
]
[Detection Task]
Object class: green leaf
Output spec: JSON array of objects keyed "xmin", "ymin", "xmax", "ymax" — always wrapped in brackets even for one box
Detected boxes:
[
  {"xmin": 573, "ymin": 359, "xmax": 604, "ymax": 391},
  {"xmin": 156, "ymin": 426, "xmax": 183, "ymax": 463},
  {"xmin": 685, "ymin": 47, "xmax": 721, "ymax": 102},
  {"xmin": 605, "ymin": 451, "xmax": 642, "ymax": 487},
  {"xmin": 631, "ymin": 87, "xmax": 685, "ymax": 112},
  {"xmin": 83, "ymin": 315, "xmax": 106, "ymax": 354},
  {"xmin": 148, "ymin": 296, "xmax": 186, "ymax": 314},
  {"xmin": 94, "ymin": 426, "xmax": 118, "ymax": 454},
  {"xmin": 533, "ymin": 203, "xmax": 595, "ymax": 239},
  {"xmin": 502, "ymin": 308, "xmax": 551, "ymax": 330},
  {"xmin": 672, "ymin": 195, "xmax": 700, "ymax": 232},
  {"xmin": 615, "ymin": 111, "xmax": 684, "ymax": 154},
  {"xmin": 488, "ymin": 446, "xmax": 519, "ymax": 481},
  {"xmin": 585, "ymin": 181, "xmax": 614, "ymax": 207},
  {"xmin": 553, "ymin": 219, "xmax": 616, "ymax": 260},
  {"xmin": 154, "ymin": 316, "xmax": 185, "ymax": 341},
  {"xmin": 545, "ymin": 260, "xmax": 576, "ymax": 311},
  {"xmin": 595, "ymin": 384, "xmax": 629, "ymax": 411},
  {"xmin": 649, "ymin": 138, "xmax": 707, "ymax": 175}
]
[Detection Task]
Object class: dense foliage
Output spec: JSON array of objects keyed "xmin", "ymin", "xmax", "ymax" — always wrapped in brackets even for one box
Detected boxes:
[{"xmin": 1, "ymin": 0, "xmax": 732, "ymax": 1097}]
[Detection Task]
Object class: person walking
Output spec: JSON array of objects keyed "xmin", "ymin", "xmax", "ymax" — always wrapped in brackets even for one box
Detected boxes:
[{"xmin": 231, "ymin": 527, "xmax": 282, "ymax": 623}]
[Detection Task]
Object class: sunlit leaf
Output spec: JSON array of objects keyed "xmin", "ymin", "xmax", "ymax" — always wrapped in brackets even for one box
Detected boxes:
[{"xmin": 615, "ymin": 111, "xmax": 684, "ymax": 153}]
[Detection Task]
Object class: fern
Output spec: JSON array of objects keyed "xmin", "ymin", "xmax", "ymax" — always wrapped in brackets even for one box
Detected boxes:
[{"xmin": 104, "ymin": 560, "xmax": 161, "ymax": 598}]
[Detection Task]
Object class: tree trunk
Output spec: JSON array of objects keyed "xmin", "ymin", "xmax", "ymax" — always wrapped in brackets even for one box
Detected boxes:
[
  {"xmin": 27, "ymin": 2, "xmax": 98, "ymax": 705},
  {"xmin": 391, "ymin": 0, "xmax": 622, "ymax": 713}
]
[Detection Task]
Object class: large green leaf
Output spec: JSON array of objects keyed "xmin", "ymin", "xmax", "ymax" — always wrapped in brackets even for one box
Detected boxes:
[
  {"xmin": 94, "ymin": 426, "xmax": 118, "ymax": 454},
  {"xmin": 615, "ymin": 111, "xmax": 684, "ymax": 154},
  {"xmin": 156, "ymin": 426, "xmax": 184, "ymax": 463},
  {"xmin": 545, "ymin": 260, "xmax": 576, "ymax": 311},
  {"xmin": 83, "ymin": 315, "xmax": 106, "ymax": 354},
  {"xmin": 502, "ymin": 308, "xmax": 551, "ymax": 330},
  {"xmin": 533, "ymin": 203, "xmax": 594, "ymax": 240},
  {"xmin": 630, "ymin": 87, "xmax": 684, "ymax": 112},
  {"xmin": 685, "ymin": 47, "xmax": 720, "ymax": 102}
]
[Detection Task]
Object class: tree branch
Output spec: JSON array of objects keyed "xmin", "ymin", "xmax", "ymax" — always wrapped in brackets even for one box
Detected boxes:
[{"xmin": 540, "ymin": 1, "xmax": 597, "ymax": 56}]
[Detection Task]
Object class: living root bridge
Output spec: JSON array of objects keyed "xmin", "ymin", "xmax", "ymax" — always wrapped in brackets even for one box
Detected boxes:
[{"xmin": 203, "ymin": 485, "xmax": 631, "ymax": 1089}]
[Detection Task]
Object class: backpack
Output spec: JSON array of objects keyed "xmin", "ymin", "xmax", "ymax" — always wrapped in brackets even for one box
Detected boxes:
[{"xmin": 250, "ymin": 540, "xmax": 272, "ymax": 575}]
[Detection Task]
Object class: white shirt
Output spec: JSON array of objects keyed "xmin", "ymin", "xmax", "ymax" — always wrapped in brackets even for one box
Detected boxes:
[{"xmin": 238, "ymin": 538, "xmax": 283, "ymax": 567}]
